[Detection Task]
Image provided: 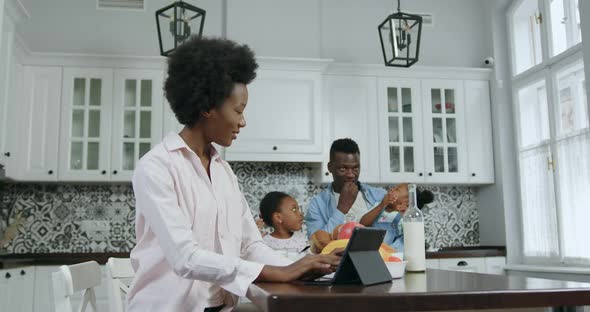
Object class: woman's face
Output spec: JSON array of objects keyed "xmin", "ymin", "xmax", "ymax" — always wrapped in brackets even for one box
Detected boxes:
[
  {"xmin": 276, "ymin": 196, "xmax": 304, "ymax": 232},
  {"xmin": 207, "ymin": 83, "xmax": 248, "ymax": 147}
]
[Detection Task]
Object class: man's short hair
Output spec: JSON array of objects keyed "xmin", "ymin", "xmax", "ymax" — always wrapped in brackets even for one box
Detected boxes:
[{"xmin": 329, "ymin": 138, "xmax": 360, "ymax": 161}]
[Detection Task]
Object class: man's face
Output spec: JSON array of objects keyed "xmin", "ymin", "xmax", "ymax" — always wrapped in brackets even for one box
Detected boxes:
[{"xmin": 328, "ymin": 152, "xmax": 360, "ymax": 189}]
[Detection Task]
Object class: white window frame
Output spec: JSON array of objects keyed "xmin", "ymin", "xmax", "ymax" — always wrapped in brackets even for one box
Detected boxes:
[{"xmin": 508, "ymin": 0, "xmax": 590, "ymax": 266}]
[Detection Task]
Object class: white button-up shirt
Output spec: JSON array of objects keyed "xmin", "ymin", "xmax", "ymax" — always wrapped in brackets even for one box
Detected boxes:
[{"xmin": 127, "ymin": 133, "xmax": 292, "ymax": 312}]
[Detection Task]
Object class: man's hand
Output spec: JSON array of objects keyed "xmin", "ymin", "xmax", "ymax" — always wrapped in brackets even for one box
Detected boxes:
[{"xmin": 337, "ymin": 182, "xmax": 359, "ymax": 214}]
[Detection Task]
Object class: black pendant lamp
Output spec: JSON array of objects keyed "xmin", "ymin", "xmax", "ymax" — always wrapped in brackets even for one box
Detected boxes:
[
  {"xmin": 378, "ymin": 0, "xmax": 423, "ymax": 67},
  {"xmin": 156, "ymin": 1, "xmax": 206, "ymax": 56}
]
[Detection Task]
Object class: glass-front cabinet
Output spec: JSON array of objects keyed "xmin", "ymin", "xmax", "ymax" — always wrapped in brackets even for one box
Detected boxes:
[
  {"xmin": 421, "ymin": 79, "xmax": 467, "ymax": 183},
  {"xmin": 378, "ymin": 78, "xmax": 424, "ymax": 183},
  {"xmin": 59, "ymin": 68, "xmax": 113, "ymax": 181},
  {"xmin": 59, "ymin": 67, "xmax": 163, "ymax": 181},
  {"xmin": 111, "ymin": 69, "xmax": 163, "ymax": 181}
]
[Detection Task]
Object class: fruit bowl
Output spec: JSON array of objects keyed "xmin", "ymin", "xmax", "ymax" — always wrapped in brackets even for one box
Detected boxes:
[{"xmin": 385, "ymin": 261, "xmax": 408, "ymax": 279}]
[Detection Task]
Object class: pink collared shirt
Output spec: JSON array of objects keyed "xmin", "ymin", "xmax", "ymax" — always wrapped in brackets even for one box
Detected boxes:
[{"xmin": 127, "ymin": 133, "xmax": 292, "ymax": 312}]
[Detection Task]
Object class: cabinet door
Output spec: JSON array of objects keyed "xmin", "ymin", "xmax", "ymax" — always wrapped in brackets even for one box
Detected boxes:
[
  {"xmin": 465, "ymin": 80, "xmax": 494, "ymax": 183},
  {"xmin": 421, "ymin": 80, "xmax": 468, "ymax": 183},
  {"xmin": 378, "ymin": 78, "xmax": 425, "ymax": 183},
  {"xmin": 0, "ymin": 31, "xmax": 18, "ymax": 166},
  {"xmin": 7, "ymin": 66, "xmax": 62, "ymax": 181},
  {"xmin": 321, "ymin": 75, "xmax": 380, "ymax": 183},
  {"xmin": 224, "ymin": 70, "xmax": 323, "ymax": 162},
  {"xmin": 110, "ymin": 69, "xmax": 164, "ymax": 181},
  {"xmin": 59, "ymin": 68, "xmax": 113, "ymax": 181},
  {"xmin": 439, "ymin": 257, "xmax": 486, "ymax": 273},
  {"xmin": 425, "ymin": 259, "xmax": 440, "ymax": 269},
  {"xmin": 0, "ymin": 267, "xmax": 34, "ymax": 312}
]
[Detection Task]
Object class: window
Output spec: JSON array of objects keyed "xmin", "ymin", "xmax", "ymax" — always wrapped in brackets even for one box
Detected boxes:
[{"xmin": 509, "ymin": 0, "xmax": 589, "ymax": 265}]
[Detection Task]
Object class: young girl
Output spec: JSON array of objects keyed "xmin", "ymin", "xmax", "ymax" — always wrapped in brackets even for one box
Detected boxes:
[{"xmin": 259, "ymin": 192, "xmax": 309, "ymax": 257}]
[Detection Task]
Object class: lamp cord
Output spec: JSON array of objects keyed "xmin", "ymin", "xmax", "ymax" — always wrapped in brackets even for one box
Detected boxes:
[{"xmin": 397, "ymin": 0, "xmax": 401, "ymax": 12}]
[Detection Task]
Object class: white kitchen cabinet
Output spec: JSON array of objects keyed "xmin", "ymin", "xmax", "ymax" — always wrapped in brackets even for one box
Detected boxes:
[
  {"xmin": 0, "ymin": 8, "xmax": 18, "ymax": 167},
  {"xmin": 320, "ymin": 75, "xmax": 380, "ymax": 183},
  {"xmin": 422, "ymin": 79, "xmax": 468, "ymax": 183},
  {"xmin": 439, "ymin": 257, "xmax": 486, "ymax": 273},
  {"xmin": 465, "ymin": 80, "xmax": 494, "ymax": 183},
  {"xmin": 484, "ymin": 256, "xmax": 506, "ymax": 275},
  {"xmin": 224, "ymin": 69, "xmax": 323, "ymax": 162},
  {"xmin": 0, "ymin": 266, "xmax": 35, "ymax": 312},
  {"xmin": 378, "ymin": 78, "xmax": 425, "ymax": 183},
  {"xmin": 5, "ymin": 66, "xmax": 61, "ymax": 181},
  {"xmin": 59, "ymin": 67, "xmax": 113, "ymax": 181},
  {"xmin": 110, "ymin": 69, "xmax": 163, "ymax": 181},
  {"xmin": 58, "ymin": 67, "xmax": 164, "ymax": 182},
  {"xmin": 376, "ymin": 77, "xmax": 493, "ymax": 184}
]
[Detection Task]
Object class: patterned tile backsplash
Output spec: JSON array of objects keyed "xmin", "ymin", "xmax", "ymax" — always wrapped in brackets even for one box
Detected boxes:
[{"xmin": 0, "ymin": 162, "xmax": 478, "ymax": 254}]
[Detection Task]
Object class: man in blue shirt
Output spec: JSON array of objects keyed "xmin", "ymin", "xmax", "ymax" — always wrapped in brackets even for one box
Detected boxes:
[{"xmin": 305, "ymin": 138, "xmax": 399, "ymax": 243}]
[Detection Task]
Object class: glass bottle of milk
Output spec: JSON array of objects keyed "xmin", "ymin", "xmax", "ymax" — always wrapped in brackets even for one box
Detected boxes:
[{"xmin": 403, "ymin": 184, "xmax": 426, "ymax": 272}]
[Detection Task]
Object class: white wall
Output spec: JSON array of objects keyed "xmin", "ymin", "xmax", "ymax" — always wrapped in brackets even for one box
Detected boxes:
[
  {"xmin": 226, "ymin": 0, "xmax": 492, "ymax": 67},
  {"xmin": 580, "ymin": 0, "xmax": 590, "ymax": 102}
]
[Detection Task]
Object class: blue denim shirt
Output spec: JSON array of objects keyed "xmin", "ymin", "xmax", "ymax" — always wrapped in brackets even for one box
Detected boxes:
[
  {"xmin": 304, "ymin": 182, "xmax": 386, "ymax": 237},
  {"xmin": 372, "ymin": 210, "xmax": 404, "ymax": 252}
]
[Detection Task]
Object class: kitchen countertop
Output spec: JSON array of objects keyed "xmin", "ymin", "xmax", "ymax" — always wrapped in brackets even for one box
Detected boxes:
[{"xmin": 0, "ymin": 246, "xmax": 506, "ymax": 267}]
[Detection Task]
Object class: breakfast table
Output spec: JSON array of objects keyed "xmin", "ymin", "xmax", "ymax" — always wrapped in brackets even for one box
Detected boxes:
[{"xmin": 247, "ymin": 269, "xmax": 590, "ymax": 312}]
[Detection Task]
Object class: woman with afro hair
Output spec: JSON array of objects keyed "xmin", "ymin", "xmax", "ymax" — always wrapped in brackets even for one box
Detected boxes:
[{"xmin": 127, "ymin": 37, "xmax": 340, "ymax": 312}]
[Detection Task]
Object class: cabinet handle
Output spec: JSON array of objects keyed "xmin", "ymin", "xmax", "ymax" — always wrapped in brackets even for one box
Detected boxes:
[
  {"xmin": 3, "ymin": 152, "xmax": 9, "ymax": 157},
  {"xmin": 419, "ymin": 172, "xmax": 423, "ymax": 176},
  {"xmin": 5, "ymin": 272, "xmax": 10, "ymax": 279},
  {"xmin": 48, "ymin": 170, "xmax": 54, "ymax": 175},
  {"xmin": 428, "ymin": 172, "xmax": 432, "ymax": 176},
  {"xmin": 472, "ymin": 173, "xmax": 476, "ymax": 177},
  {"xmin": 113, "ymin": 170, "xmax": 118, "ymax": 175},
  {"xmin": 325, "ymin": 172, "xmax": 329, "ymax": 176},
  {"xmin": 20, "ymin": 270, "xmax": 25, "ymax": 276},
  {"xmin": 272, "ymin": 146, "xmax": 278, "ymax": 151},
  {"xmin": 457, "ymin": 260, "xmax": 468, "ymax": 266},
  {"xmin": 101, "ymin": 170, "xmax": 107, "ymax": 175}
]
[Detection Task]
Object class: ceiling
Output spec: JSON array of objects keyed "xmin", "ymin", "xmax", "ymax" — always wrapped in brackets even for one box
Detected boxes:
[{"xmin": 15, "ymin": 0, "xmax": 223, "ymax": 56}]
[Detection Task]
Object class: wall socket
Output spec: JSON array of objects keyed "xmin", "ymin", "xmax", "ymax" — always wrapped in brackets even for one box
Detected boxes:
[{"xmin": 80, "ymin": 220, "xmax": 110, "ymax": 233}]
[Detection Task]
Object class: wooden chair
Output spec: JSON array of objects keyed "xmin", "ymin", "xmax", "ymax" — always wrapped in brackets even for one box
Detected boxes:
[
  {"xmin": 51, "ymin": 260, "xmax": 101, "ymax": 312},
  {"xmin": 106, "ymin": 257, "xmax": 134, "ymax": 312}
]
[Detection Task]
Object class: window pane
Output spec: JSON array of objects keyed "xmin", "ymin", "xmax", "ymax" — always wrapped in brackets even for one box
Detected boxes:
[
  {"xmin": 123, "ymin": 143, "xmax": 135, "ymax": 170},
  {"xmin": 519, "ymin": 146, "xmax": 559, "ymax": 257},
  {"xmin": 401, "ymin": 88, "xmax": 412, "ymax": 112},
  {"xmin": 387, "ymin": 87, "xmax": 398, "ymax": 112},
  {"xmin": 512, "ymin": 0, "xmax": 543, "ymax": 74},
  {"xmin": 402, "ymin": 117, "xmax": 413, "ymax": 142},
  {"xmin": 431, "ymin": 89, "xmax": 441, "ymax": 113},
  {"xmin": 434, "ymin": 147, "xmax": 444, "ymax": 172},
  {"xmin": 73, "ymin": 78, "xmax": 85, "ymax": 106},
  {"xmin": 89, "ymin": 79, "xmax": 101, "ymax": 107},
  {"xmin": 124, "ymin": 111, "xmax": 136, "ymax": 138},
  {"xmin": 125, "ymin": 80, "xmax": 137, "ymax": 107},
  {"xmin": 432, "ymin": 118, "xmax": 443, "ymax": 143},
  {"xmin": 448, "ymin": 147, "xmax": 458, "ymax": 172},
  {"xmin": 140, "ymin": 80, "xmax": 152, "ymax": 107},
  {"xmin": 404, "ymin": 146, "xmax": 414, "ymax": 172},
  {"xmin": 139, "ymin": 143, "xmax": 151, "ymax": 160},
  {"xmin": 70, "ymin": 142, "xmax": 83, "ymax": 170},
  {"xmin": 444, "ymin": 89, "xmax": 455, "ymax": 114},
  {"xmin": 140, "ymin": 111, "xmax": 151, "ymax": 138},
  {"xmin": 549, "ymin": 0, "xmax": 582, "ymax": 56},
  {"xmin": 71, "ymin": 110, "xmax": 84, "ymax": 137},
  {"xmin": 389, "ymin": 146, "xmax": 400, "ymax": 172},
  {"xmin": 446, "ymin": 118, "xmax": 457, "ymax": 143},
  {"xmin": 388, "ymin": 117, "xmax": 399, "ymax": 142},
  {"xmin": 517, "ymin": 79, "xmax": 550, "ymax": 147},
  {"xmin": 555, "ymin": 61, "xmax": 588, "ymax": 136},
  {"xmin": 87, "ymin": 142, "xmax": 99, "ymax": 170},
  {"xmin": 557, "ymin": 132, "xmax": 590, "ymax": 261},
  {"xmin": 88, "ymin": 110, "xmax": 100, "ymax": 138}
]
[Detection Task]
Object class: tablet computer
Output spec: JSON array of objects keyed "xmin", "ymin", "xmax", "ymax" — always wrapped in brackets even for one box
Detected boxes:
[{"xmin": 304, "ymin": 227, "xmax": 392, "ymax": 286}]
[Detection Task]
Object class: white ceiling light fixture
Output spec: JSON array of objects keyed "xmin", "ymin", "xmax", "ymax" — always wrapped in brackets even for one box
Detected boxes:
[{"xmin": 97, "ymin": 0, "xmax": 144, "ymax": 10}]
